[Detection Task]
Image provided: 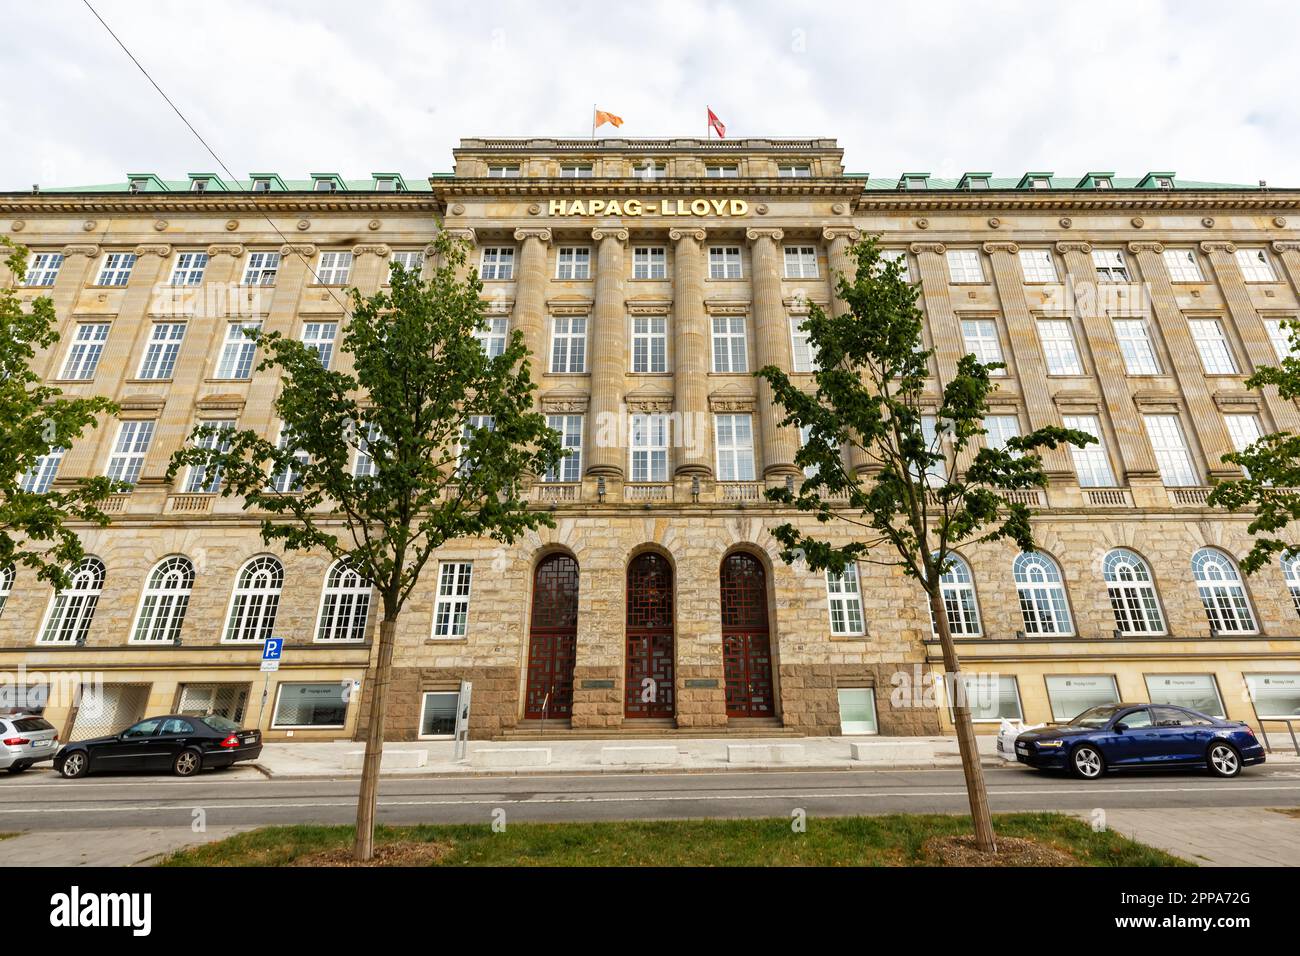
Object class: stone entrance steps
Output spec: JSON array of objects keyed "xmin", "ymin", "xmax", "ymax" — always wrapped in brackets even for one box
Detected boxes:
[{"xmin": 495, "ymin": 717, "xmax": 803, "ymax": 741}]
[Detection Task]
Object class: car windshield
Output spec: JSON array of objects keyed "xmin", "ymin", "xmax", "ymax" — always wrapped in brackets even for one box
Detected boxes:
[
  {"xmin": 201, "ymin": 715, "xmax": 240, "ymax": 733},
  {"xmin": 1067, "ymin": 705, "xmax": 1121, "ymax": 728}
]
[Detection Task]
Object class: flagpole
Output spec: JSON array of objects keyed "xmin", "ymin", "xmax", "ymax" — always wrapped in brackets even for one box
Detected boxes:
[{"xmin": 592, "ymin": 103, "xmax": 596, "ymax": 141}]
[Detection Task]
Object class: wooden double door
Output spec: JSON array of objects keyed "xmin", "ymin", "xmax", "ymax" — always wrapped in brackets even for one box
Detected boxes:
[
  {"xmin": 721, "ymin": 553, "xmax": 775, "ymax": 718},
  {"xmin": 524, "ymin": 554, "xmax": 579, "ymax": 720},
  {"xmin": 625, "ymin": 553, "xmax": 675, "ymax": 718}
]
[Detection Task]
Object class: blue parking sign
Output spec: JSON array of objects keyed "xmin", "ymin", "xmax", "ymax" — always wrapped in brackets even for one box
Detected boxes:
[{"xmin": 262, "ymin": 638, "xmax": 283, "ymax": 661}]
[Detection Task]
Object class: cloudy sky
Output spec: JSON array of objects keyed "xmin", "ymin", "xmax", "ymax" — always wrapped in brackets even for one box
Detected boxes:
[{"xmin": 3, "ymin": 0, "xmax": 1296, "ymax": 188}]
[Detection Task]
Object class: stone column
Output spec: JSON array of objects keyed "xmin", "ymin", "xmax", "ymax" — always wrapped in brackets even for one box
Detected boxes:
[
  {"xmin": 1129, "ymin": 241, "xmax": 1238, "ymax": 478},
  {"xmin": 585, "ymin": 227, "xmax": 628, "ymax": 479},
  {"xmin": 823, "ymin": 227, "xmax": 873, "ymax": 477},
  {"xmin": 747, "ymin": 227, "xmax": 800, "ymax": 478},
  {"xmin": 34, "ymin": 244, "xmax": 100, "ymax": 380},
  {"xmin": 671, "ymin": 227, "xmax": 711, "ymax": 477},
  {"xmin": 333, "ymin": 244, "xmax": 391, "ymax": 378},
  {"xmin": 439, "ymin": 227, "xmax": 476, "ymax": 284},
  {"xmin": 244, "ymin": 244, "xmax": 316, "ymax": 435},
  {"xmin": 1055, "ymin": 240, "xmax": 1161, "ymax": 490},
  {"xmin": 511, "ymin": 228, "xmax": 551, "ymax": 388}
]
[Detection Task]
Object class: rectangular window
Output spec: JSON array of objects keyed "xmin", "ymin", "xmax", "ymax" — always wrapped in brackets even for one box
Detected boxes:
[
  {"xmin": 95, "ymin": 252, "xmax": 137, "ymax": 287},
  {"xmin": 545, "ymin": 414, "xmax": 583, "ymax": 482},
  {"xmin": 184, "ymin": 420, "xmax": 235, "ymax": 493},
  {"xmin": 983, "ymin": 414, "xmax": 1020, "ymax": 452},
  {"xmin": 1143, "ymin": 414, "xmax": 1198, "ymax": 487},
  {"xmin": 711, "ymin": 316, "xmax": 748, "ymax": 373},
  {"xmin": 474, "ymin": 316, "xmax": 508, "ymax": 358},
  {"xmin": 798, "ymin": 424, "xmax": 842, "ymax": 479},
  {"xmin": 706, "ymin": 165, "xmax": 739, "ymax": 178},
  {"xmin": 487, "ymin": 165, "xmax": 520, "ymax": 178},
  {"xmin": 714, "ymin": 413, "xmax": 755, "ymax": 481},
  {"xmin": 778, "ymin": 164, "xmax": 812, "ymax": 178},
  {"xmin": 20, "ymin": 448, "xmax": 64, "ymax": 494},
  {"xmin": 432, "ymin": 562, "xmax": 473, "ymax": 638},
  {"xmin": 1144, "ymin": 674, "xmax": 1225, "ymax": 718},
  {"xmin": 708, "ymin": 246, "xmax": 742, "ymax": 280},
  {"xmin": 631, "ymin": 316, "xmax": 667, "ymax": 373},
  {"xmin": 1235, "ymin": 248, "xmax": 1276, "ymax": 282},
  {"xmin": 1061, "ymin": 415, "xmax": 1117, "ymax": 487},
  {"xmin": 550, "ymin": 316, "xmax": 587, "ymax": 373},
  {"xmin": 480, "ymin": 247, "xmax": 515, "ymax": 280},
  {"xmin": 556, "ymin": 247, "xmax": 591, "ymax": 280},
  {"xmin": 1163, "ymin": 248, "xmax": 1203, "ymax": 282},
  {"xmin": 837, "ymin": 688, "xmax": 877, "ymax": 735},
  {"xmin": 24, "ymin": 252, "xmax": 64, "ymax": 287},
  {"xmin": 920, "ymin": 415, "xmax": 947, "ymax": 483},
  {"xmin": 301, "ymin": 322, "xmax": 338, "ymax": 369},
  {"xmin": 106, "ymin": 420, "xmax": 155, "ymax": 486},
  {"xmin": 60, "ymin": 323, "xmax": 110, "ymax": 380},
  {"xmin": 945, "ymin": 249, "xmax": 984, "ymax": 283},
  {"xmin": 1018, "ymin": 249, "xmax": 1057, "ymax": 283},
  {"xmin": 960, "ymin": 319, "xmax": 1005, "ymax": 372},
  {"xmin": 1264, "ymin": 318, "xmax": 1298, "ymax": 361},
  {"xmin": 629, "ymin": 413, "xmax": 669, "ymax": 482},
  {"xmin": 241, "ymin": 251, "xmax": 281, "ymax": 286},
  {"xmin": 1244, "ymin": 673, "xmax": 1300, "ymax": 719},
  {"xmin": 418, "ymin": 690, "xmax": 462, "ymax": 738},
  {"xmin": 783, "ymin": 246, "xmax": 819, "ymax": 279},
  {"xmin": 388, "ymin": 250, "xmax": 424, "ymax": 278},
  {"xmin": 271, "ymin": 425, "xmax": 309, "ymax": 493},
  {"xmin": 633, "ymin": 162, "xmax": 666, "ymax": 181},
  {"xmin": 215, "ymin": 321, "xmax": 261, "ymax": 379},
  {"xmin": 559, "ymin": 165, "xmax": 593, "ymax": 179},
  {"xmin": 956, "ymin": 674, "xmax": 1024, "ymax": 722},
  {"xmin": 632, "ymin": 246, "xmax": 667, "ymax": 280},
  {"xmin": 271, "ymin": 683, "xmax": 348, "ymax": 728},
  {"xmin": 1044, "ymin": 675, "xmax": 1119, "ymax": 722},
  {"xmin": 1092, "ymin": 249, "xmax": 1131, "ymax": 282},
  {"xmin": 352, "ymin": 422, "xmax": 382, "ymax": 477},
  {"xmin": 826, "ymin": 565, "xmax": 865, "ymax": 636},
  {"xmin": 879, "ymin": 249, "xmax": 911, "ymax": 282},
  {"xmin": 790, "ymin": 315, "xmax": 815, "ymax": 373},
  {"xmin": 456, "ymin": 415, "xmax": 494, "ymax": 478},
  {"xmin": 1113, "ymin": 318, "xmax": 1161, "ymax": 374},
  {"xmin": 168, "ymin": 251, "xmax": 208, "ymax": 286},
  {"xmin": 1037, "ymin": 319, "xmax": 1082, "ymax": 375},
  {"xmin": 1224, "ymin": 414, "xmax": 1262, "ymax": 479},
  {"xmin": 1188, "ymin": 318, "xmax": 1237, "ymax": 374},
  {"xmin": 316, "ymin": 251, "xmax": 353, "ymax": 285},
  {"xmin": 136, "ymin": 322, "xmax": 186, "ymax": 379}
]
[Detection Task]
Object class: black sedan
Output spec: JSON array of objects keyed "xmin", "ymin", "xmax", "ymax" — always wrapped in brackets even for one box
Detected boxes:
[{"xmin": 54, "ymin": 714, "xmax": 262, "ymax": 778}]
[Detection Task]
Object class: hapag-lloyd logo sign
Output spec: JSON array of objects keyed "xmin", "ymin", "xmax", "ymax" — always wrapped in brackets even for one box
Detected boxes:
[{"xmin": 547, "ymin": 197, "xmax": 750, "ymax": 217}]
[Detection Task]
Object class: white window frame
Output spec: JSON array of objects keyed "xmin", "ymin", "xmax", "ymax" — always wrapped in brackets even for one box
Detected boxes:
[
  {"xmin": 95, "ymin": 252, "xmax": 136, "ymax": 287},
  {"xmin": 708, "ymin": 246, "xmax": 742, "ymax": 280},
  {"xmin": 0, "ymin": 564, "xmax": 12, "ymax": 621},
  {"xmin": 223, "ymin": 556, "xmax": 284, "ymax": 643},
  {"xmin": 1103, "ymin": 549, "xmax": 1165, "ymax": 635},
  {"xmin": 945, "ymin": 249, "xmax": 984, "ymax": 284},
  {"xmin": 168, "ymin": 251, "xmax": 208, "ymax": 287},
  {"xmin": 826, "ymin": 564, "xmax": 865, "ymax": 636},
  {"xmin": 241, "ymin": 251, "xmax": 280, "ymax": 286},
  {"xmin": 555, "ymin": 247, "xmax": 591, "ymax": 280},
  {"xmin": 1018, "ymin": 249, "xmax": 1057, "ymax": 283},
  {"xmin": 1282, "ymin": 552, "xmax": 1300, "ymax": 619},
  {"xmin": 105, "ymin": 420, "xmax": 155, "ymax": 486},
  {"xmin": 388, "ymin": 250, "xmax": 424, "ymax": 279},
  {"xmin": 37, "ymin": 557, "xmax": 105, "ymax": 645},
  {"xmin": 1191, "ymin": 549, "xmax": 1256, "ymax": 635},
  {"xmin": 789, "ymin": 315, "xmax": 815, "ymax": 373},
  {"xmin": 1263, "ymin": 318, "xmax": 1298, "ymax": 362},
  {"xmin": 301, "ymin": 321, "xmax": 338, "ymax": 369},
  {"xmin": 711, "ymin": 315, "xmax": 748, "ymax": 373},
  {"xmin": 879, "ymin": 249, "xmax": 911, "ymax": 282},
  {"xmin": 136, "ymin": 322, "xmax": 186, "ymax": 380},
  {"xmin": 184, "ymin": 420, "xmax": 235, "ymax": 493},
  {"xmin": 352, "ymin": 422, "xmax": 382, "ymax": 478},
  {"xmin": 1013, "ymin": 552, "xmax": 1073, "ymax": 636},
  {"xmin": 1092, "ymin": 249, "xmax": 1131, "ymax": 282},
  {"xmin": 487, "ymin": 165, "xmax": 520, "ymax": 179},
  {"xmin": 417, "ymin": 690, "xmax": 464, "ymax": 738},
  {"xmin": 559, "ymin": 165, "xmax": 593, "ymax": 179},
  {"xmin": 315, "ymin": 559, "xmax": 372, "ymax": 642},
  {"xmin": 456, "ymin": 415, "xmax": 495, "ymax": 479},
  {"xmin": 783, "ymin": 246, "xmax": 819, "ymax": 279},
  {"xmin": 271, "ymin": 423, "xmax": 309, "ymax": 493},
  {"xmin": 631, "ymin": 315, "xmax": 667, "ymax": 373},
  {"xmin": 474, "ymin": 316, "xmax": 508, "ymax": 358},
  {"xmin": 1113, "ymin": 318, "xmax": 1161, "ymax": 374},
  {"xmin": 432, "ymin": 562, "xmax": 473, "ymax": 638},
  {"xmin": 629, "ymin": 413, "xmax": 669, "ymax": 482},
  {"xmin": 1061, "ymin": 414, "xmax": 1117, "ymax": 487},
  {"xmin": 1188, "ymin": 318, "xmax": 1237, "ymax": 375},
  {"xmin": 1235, "ymin": 247, "xmax": 1276, "ymax": 282},
  {"xmin": 632, "ymin": 246, "xmax": 667, "ymax": 280},
  {"xmin": 778, "ymin": 164, "xmax": 812, "ymax": 178},
  {"xmin": 1037, "ymin": 319, "xmax": 1082, "ymax": 375},
  {"xmin": 480, "ymin": 247, "xmax": 515, "ymax": 281},
  {"xmin": 1163, "ymin": 248, "xmax": 1203, "ymax": 283},
  {"xmin": 549, "ymin": 316, "xmax": 587, "ymax": 374},
  {"xmin": 933, "ymin": 554, "xmax": 982, "ymax": 636},
  {"xmin": 130, "ymin": 556, "xmax": 195, "ymax": 643},
  {"xmin": 24, "ymin": 252, "xmax": 64, "ymax": 287},
  {"xmin": 20, "ymin": 447, "xmax": 64, "ymax": 494},
  {"xmin": 1223, "ymin": 413, "xmax": 1262, "ymax": 476},
  {"xmin": 961, "ymin": 319, "xmax": 1005, "ymax": 373},
  {"xmin": 983, "ymin": 414, "xmax": 1020, "ymax": 453},
  {"xmin": 215, "ymin": 321, "xmax": 261, "ymax": 379},
  {"xmin": 544, "ymin": 414, "xmax": 583, "ymax": 482},
  {"xmin": 706, "ymin": 165, "xmax": 739, "ymax": 178},
  {"xmin": 714, "ymin": 413, "xmax": 755, "ymax": 481},
  {"xmin": 1143, "ymin": 414, "xmax": 1198, "ymax": 487},
  {"xmin": 315, "ymin": 251, "xmax": 353, "ymax": 286},
  {"xmin": 60, "ymin": 322, "xmax": 110, "ymax": 380}
]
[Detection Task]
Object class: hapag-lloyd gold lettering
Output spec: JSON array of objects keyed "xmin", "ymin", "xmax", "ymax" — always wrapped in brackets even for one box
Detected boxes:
[{"xmin": 547, "ymin": 198, "xmax": 749, "ymax": 218}]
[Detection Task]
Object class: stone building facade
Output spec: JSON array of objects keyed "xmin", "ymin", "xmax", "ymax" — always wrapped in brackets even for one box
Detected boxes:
[{"xmin": 2, "ymin": 139, "xmax": 1300, "ymax": 744}]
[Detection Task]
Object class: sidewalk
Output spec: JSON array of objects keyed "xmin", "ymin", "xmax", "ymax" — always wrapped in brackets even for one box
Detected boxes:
[
  {"xmin": 0, "ymin": 826, "xmax": 253, "ymax": 867},
  {"xmin": 255, "ymin": 735, "xmax": 1007, "ymax": 778},
  {"xmin": 1084, "ymin": 808, "xmax": 1300, "ymax": 867}
]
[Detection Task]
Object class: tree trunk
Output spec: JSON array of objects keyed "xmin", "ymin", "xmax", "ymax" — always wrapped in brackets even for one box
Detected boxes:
[
  {"xmin": 928, "ymin": 586, "xmax": 997, "ymax": 853},
  {"xmin": 353, "ymin": 615, "xmax": 397, "ymax": 861}
]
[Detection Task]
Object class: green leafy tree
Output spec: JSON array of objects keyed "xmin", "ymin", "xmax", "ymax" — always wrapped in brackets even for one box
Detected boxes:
[
  {"xmin": 1207, "ymin": 319, "xmax": 1300, "ymax": 572},
  {"xmin": 0, "ymin": 237, "xmax": 119, "ymax": 589},
  {"xmin": 756, "ymin": 238, "xmax": 1091, "ymax": 853},
  {"xmin": 168, "ymin": 233, "xmax": 563, "ymax": 860}
]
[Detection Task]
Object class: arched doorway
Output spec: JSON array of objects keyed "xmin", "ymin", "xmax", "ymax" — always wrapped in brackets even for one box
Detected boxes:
[
  {"xmin": 721, "ymin": 552, "xmax": 775, "ymax": 718},
  {"xmin": 524, "ymin": 554, "xmax": 579, "ymax": 720},
  {"xmin": 625, "ymin": 552, "xmax": 675, "ymax": 718}
]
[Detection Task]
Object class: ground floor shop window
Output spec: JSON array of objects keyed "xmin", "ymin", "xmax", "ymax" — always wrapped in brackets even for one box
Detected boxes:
[
  {"xmin": 177, "ymin": 683, "xmax": 250, "ymax": 722},
  {"xmin": 955, "ymin": 674, "xmax": 1023, "ymax": 722},
  {"xmin": 418, "ymin": 690, "xmax": 460, "ymax": 739},
  {"xmin": 70, "ymin": 682, "xmax": 150, "ymax": 739},
  {"xmin": 837, "ymin": 688, "xmax": 877, "ymax": 735},
  {"xmin": 0, "ymin": 683, "xmax": 48, "ymax": 714},
  {"xmin": 1244, "ymin": 674, "xmax": 1300, "ymax": 719},
  {"xmin": 1144, "ymin": 674, "xmax": 1225, "ymax": 718},
  {"xmin": 1044, "ymin": 675, "xmax": 1118, "ymax": 722},
  {"xmin": 271, "ymin": 682, "xmax": 348, "ymax": 728}
]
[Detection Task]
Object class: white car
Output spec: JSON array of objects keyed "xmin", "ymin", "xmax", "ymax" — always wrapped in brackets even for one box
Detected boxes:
[{"xmin": 0, "ymin": 714, "xmax": 59, "ymax": 773}]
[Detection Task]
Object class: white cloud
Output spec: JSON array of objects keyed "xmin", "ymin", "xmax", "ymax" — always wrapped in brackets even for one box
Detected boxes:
[{"xmin": 2, "ymin": 0, "xmax": 1297, "ymax": 187}]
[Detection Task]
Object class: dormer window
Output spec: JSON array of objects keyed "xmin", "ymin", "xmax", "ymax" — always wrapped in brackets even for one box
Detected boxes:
[
  {"xmin": 375, "ymin": 177, "xmax": 398, "ymax": 192},
  {"xmin": 1029, "ymin": 177, "xmax": 1050, "ymax": 189},
  {"xmin": 191, "ymin": 178, "xmax": 210, "ymax": 193},
  {"xmin": 968, "ymin": 178, "xmax": 989, "ymax": 189},
  {"xmin": 900, "ymin": 174, "xmax": 929, "ymax": 191},
  {"xmin": 314, "ymin": 178, "xmax": 337, "ymax": 192},
  {"xmin": 1156, "ymin": 176, "xmax": 1174, "ymax": 189},
  {"xmin": 251, "ymin": 178, "xmax": 272, "ymax": 193},
  {"xmin": 1094, "ymin": 177, "xmax": 1113, "ymax": 189},
  {"xmin": 128, "ymin": 178, "xmax": 148, "ymax": 194}
]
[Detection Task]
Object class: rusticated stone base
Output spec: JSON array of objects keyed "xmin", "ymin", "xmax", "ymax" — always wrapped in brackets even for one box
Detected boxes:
[
  {"xmin": 676, "ymin": 664, "xmax": 728, "ymax": 728},
  {"xmin": 570, "ymin": 664, "xmax": 623, "ymax": 729},
  {"xmin": 357, "ymin": 666, "xmax": 520, "ymax": 741},
  {"xmin": 778, "ymin": 663, "xmax": 943, "ymax": 737}
]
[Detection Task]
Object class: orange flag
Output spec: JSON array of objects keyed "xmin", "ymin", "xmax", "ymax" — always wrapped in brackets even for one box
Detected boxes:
[{"xmin": 594, "ymin": 108, "xmax": 624, "ymax": 129}]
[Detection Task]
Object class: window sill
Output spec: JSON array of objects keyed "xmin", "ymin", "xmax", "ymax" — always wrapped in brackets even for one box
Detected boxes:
[
  {"xmin": 424, "ymin": 637, "xmax": 469, "ymax": 645},
  {"xmin": 124, "ymin": 378, "xmax": 172, "ymax": 385},
  {"xmin": 204, "ymin": 377, "xmax": 254, "ymax": 384}
]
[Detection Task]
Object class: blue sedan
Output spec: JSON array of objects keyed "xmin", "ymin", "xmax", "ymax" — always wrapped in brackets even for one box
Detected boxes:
[{"xmin": 1015, "ymin": 703, "xmax": 1266, "ymax": 779}]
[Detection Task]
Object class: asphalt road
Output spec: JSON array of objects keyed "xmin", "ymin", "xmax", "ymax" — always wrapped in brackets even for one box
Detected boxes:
[{"xmin": 1, "ymin": 763, "xmax": 1298, "ymax": 831}]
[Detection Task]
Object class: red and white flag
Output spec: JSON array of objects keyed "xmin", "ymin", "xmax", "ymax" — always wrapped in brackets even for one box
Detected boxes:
[{"xmin": 707, "ymin": 107, "xmax": 726, "ymax": 139}]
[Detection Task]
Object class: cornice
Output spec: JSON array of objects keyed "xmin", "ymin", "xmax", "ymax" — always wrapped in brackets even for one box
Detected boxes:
[
  {"xmin": 0, "ymin": 194, "xmax": 445, "ymax": 216},
  {"xmin": 855, "ymin": 190, "xmax": 1300, "ymax": 213},
  {"xmin": 435, "ymin": 177, "xmax": 863, "ymax": 200}
]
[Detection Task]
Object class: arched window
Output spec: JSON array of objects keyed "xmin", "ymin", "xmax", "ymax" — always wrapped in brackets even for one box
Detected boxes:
[
  {"xmin": 39, "ymin": 557, "xmax": 105, "ymax": 644},
  {"xmin": 224, "ymin": 556, "xmax": 283, "ymax": 642},
  {"xmin": 131, "ymin": 556, "xmax": 195, "ymax": 643},
  {"xmin": 316, "ymin": 559, "xmax": 372, "ymax": 641},
  {"xmin": 933, "ymin": 554, "xmax": 981, "ymax": 636},
  {"xmin": 1103, "ymin": 549, "xmax": 1164, "ymax": 635},
  {"xmin": 0, "ymin": 564, "xmax": 13, "ymax": 620},
  {"xmin": 1013, "ymin": 552, "xmax": 1073, "ymax": 635},
  {"xmin": 1282, "ymin": 552, "xmax": 1300, "ymax": 618},
  {"xmin": 1191, "ymin": 549, "xmax": 1256, "ymax": 634}
]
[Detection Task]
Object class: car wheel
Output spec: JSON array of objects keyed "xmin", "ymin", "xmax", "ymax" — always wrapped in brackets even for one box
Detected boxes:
[
  {"xmin": 173, "ymin": 749, "xmax": 201, "ymax": 777},
  {"xmin": 60, "ymin": 752, "xmax": 88, "ymax": 779},
  {"xmin": 6, "ymin": 762, "xmax": 30, "ymax": 774},
  {"xmin": 1070, "ymin": 745, "xmax": 1105, "ymax": 780},
  {"xmin": 1207, "ymin": 741, "xmax": 1241, "ymax": 778}
]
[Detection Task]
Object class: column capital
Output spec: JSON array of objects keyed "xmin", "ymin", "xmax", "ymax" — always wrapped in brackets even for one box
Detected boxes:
[
  {"xmin": 909, "ymin": 241, "xmax": 947, "ymax": 256},
  {"xmin": 668, "ymin": 227, "xmax": 707, "ymax": 243},
  {"xmin": 280, "ymin": 243, "xmax": 317, "ymax": 258},
  {"xmin": 205, "ymin": 243, "xmax": 244, "ymax": 258},
  {"xmin": 1271, "ymin": 240, "xmax": 1300, "ymax": 254},
  {"xmin": 1127, "ymin": 241, "xmax": 1165, "ymax": 255},
  {"xmin": 512, "ymin": 227, "xmax": 552, "ymax": 244},
  {"xmin": 745, "ymin": 227, "xmax": 785, "ymax": 243},
  {"xmin": 821, "ymin": 227, "xmax": 861, "ymax": 244},
  {"xmin": 1199, "ymin": 240, "xmax": 1236, "ymax": 255},
  {"xmin": 133, "ymin": 244, "xmax": 171, "ymax": 258},
  {"xmin": 981, "ymin": 241, "xmax": 1020, "ymax": 255},
  {"xmin": 590, "ymin": 227, "xmax": 629, "ymax": 243},
  {"xmin": 1054, "ymin": 240, "xmax": 1092, "ymax": 255},
  {"xmin": 60, "ymin": 244, "xmax": 100, "ymax": 258},
  {"xmin": 350, "ymin": 243, "xmax": 391, "ymax": 258},
  {"xmin": 442, "ymin": 228, "xmax": 476, "ymax": 245}
]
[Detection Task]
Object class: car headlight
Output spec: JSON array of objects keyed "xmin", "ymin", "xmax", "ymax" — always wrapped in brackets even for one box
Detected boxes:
[{"xmin": 1035, "ymin": 740, "xmax": 1065, "ymax": 748}]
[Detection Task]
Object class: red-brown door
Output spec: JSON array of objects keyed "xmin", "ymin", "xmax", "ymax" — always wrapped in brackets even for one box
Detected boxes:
[
  {"xmin": 625, "ymin": 552, "xmax": 675, "ymax": 718},
  {"xmin": 524, "ymin": 554, "xmax": 579, "ymax": 719},
  {"xmin": 721, "ymin": 552, "xmax": 775, "ymax": 718}
]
